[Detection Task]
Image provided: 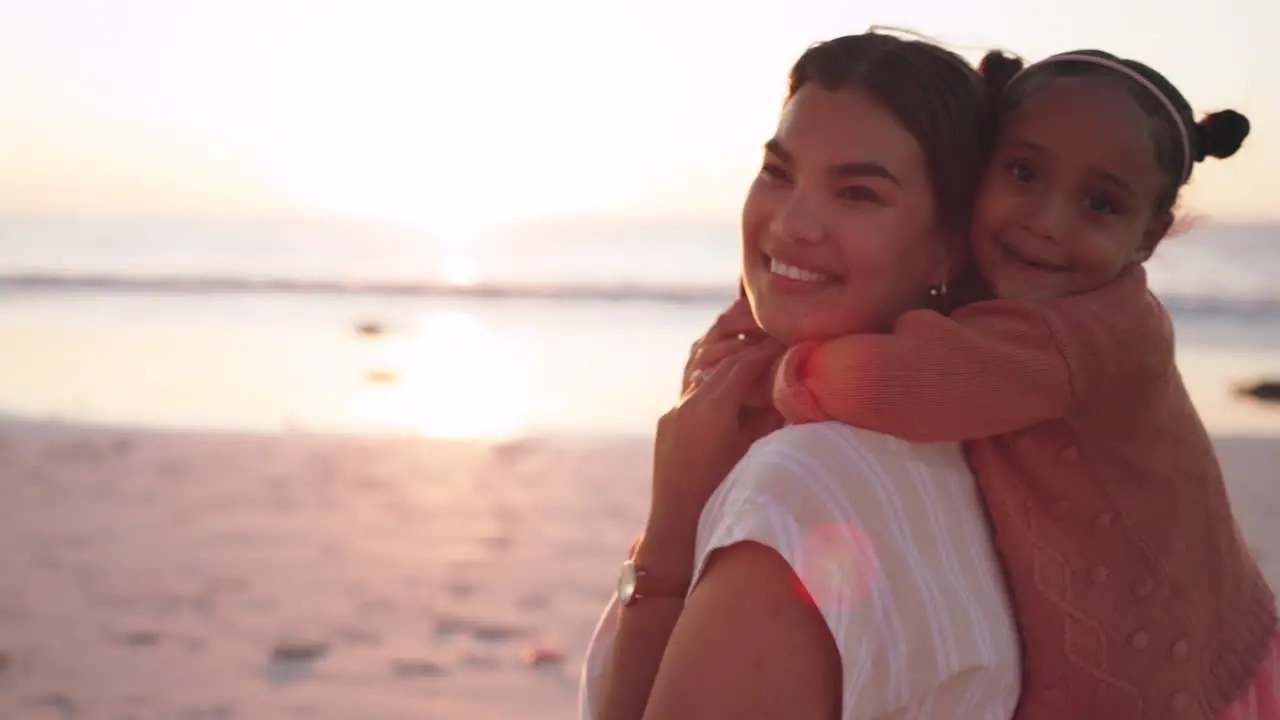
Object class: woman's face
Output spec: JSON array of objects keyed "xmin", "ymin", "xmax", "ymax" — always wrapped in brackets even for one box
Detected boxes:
[{"xmin": 741, "ymin": 84, "xmax": 958, "ymax": 346}]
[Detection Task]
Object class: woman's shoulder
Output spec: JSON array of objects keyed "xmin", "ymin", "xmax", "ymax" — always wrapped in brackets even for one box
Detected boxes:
[
  {"xmin": 739, "ymin": 422, "xmax": 969, "ymax": 489},
  {"xmin": 696, "ymin": 422, "xmax": 976, "ymax": 552}
]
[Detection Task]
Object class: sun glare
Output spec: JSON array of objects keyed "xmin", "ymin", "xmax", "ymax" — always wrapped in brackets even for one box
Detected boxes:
[
  {"xmin": 262, "ymin": 4, "xmax": 686, "ymax": 228},
  {"xmin": 358, "ymin": 310, "xmax": 527, "ymax": 439},
  {"xmin": 440, "ymin": 252, "xmax": 477, "ymax": 286}
]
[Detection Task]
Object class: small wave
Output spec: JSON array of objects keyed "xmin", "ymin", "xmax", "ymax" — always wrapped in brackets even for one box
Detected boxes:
[
  {"xmin": 0, "ymin": 273, "xmax": 737, "ymax": 305},
  {"xmin": 1158, "ymin": 295, "xmax": 1280, "ymax": 318},
  {"xmin": 2, "ymin": 272, "xmax": 1278, "ymax": 317}
]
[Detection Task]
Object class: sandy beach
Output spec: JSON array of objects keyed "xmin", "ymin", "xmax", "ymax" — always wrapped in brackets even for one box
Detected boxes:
[
  {"xmin": 0, "ymin": 419, "xmax": 654, "ymax": 719},
  {"xmin": 0, "ymin": 417, "xmax": 1275, "ymax": 719}
]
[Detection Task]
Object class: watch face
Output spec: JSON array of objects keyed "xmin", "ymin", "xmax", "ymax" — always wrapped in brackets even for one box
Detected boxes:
[{"xmin": 617, "ymin": 560, "xmax": 638, "ymax": 605}]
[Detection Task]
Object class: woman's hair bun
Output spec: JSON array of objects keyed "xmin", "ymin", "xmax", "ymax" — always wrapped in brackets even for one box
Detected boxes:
[
  {"xmin": 978, "ymin": 50, "xmax": 1023, "ymax": 96},
  {"xmin": 1195, "ymin": 109, "xmax": 1250, "ymax": 161}
]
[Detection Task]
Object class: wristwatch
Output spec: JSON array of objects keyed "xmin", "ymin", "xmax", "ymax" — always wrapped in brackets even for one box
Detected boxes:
[{"xmin": 616, "ymin": 559, "xmax": 690, "ymax": 606}]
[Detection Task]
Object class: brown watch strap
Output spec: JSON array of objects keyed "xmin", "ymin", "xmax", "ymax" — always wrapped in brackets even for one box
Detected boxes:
[
  {"xmin": 618, "ymin": 559, "xmax": 690, "ymax": 606},
  {"xmin": 635, "ymin": 565, "xmax": 690, "ymax": 598}
]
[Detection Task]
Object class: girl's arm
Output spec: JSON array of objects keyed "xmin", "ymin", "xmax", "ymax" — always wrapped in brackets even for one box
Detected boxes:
[{"xmin": 773, "ymin": 300, "xmax": 1075, "ymax": 442}]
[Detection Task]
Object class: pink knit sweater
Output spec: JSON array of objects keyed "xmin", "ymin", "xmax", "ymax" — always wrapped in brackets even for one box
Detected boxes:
[{"xmin": 774, "ymin": 267, "xmax": 1277, "ymax": 718}]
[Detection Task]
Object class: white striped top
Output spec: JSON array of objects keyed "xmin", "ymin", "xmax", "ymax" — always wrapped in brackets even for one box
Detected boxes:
[{"xmin": 579, "ymin": 422, "xmax": 1021, "ymax": 719}]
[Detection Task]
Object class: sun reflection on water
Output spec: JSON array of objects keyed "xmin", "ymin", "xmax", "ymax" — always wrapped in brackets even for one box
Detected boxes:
[
  {"xmin": 440, "ymin": 252, "xmax": 477, "ymax": 286},
  {"xmin": 357, "ymin": 310, "xmax": 527, "ymax": 439}
]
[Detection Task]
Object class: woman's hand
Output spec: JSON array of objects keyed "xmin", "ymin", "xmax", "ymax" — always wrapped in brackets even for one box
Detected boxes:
[
  {"xmin": 681, "ymin": 298, "xmax": 769, "ymax": 398},
  {"xmin": 642, "ymin": 338, "xmax": 787, "ymax": 580}
]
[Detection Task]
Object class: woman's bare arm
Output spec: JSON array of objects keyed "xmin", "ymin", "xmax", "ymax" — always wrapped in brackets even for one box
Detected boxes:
[
  {"xmin": 596, "ymin": 529, "xmax": 695, "ymax": 720},
  {"xmin": 598, "ymin": 330, "xmax": 792, "ymax": 718},
  {"xmin": 643, "ymin": 541, "xmax": 841, "ymax": 720}
]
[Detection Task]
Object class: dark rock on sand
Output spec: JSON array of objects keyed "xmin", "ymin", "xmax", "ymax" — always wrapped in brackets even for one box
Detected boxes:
[
  {"xmin": 434, "ymin": 616, "xmax": 526, "ymax": 643},
  {"xmin": 355, "ymin": 321, "xmax": 385, "ymax": 337},
  {"xmin": 392, "ymin": 658, "xmax": 446, "ymax": 677},
  {"xmin": 470, "ymin": 622, "xmax": 525, "ymax": 643},
  {"xmin": 121, "ymin": 629, "xmax": 162, "ymax": 647},
  {"xmin": 1235, "ymin": 379, "xmax": 1280, "ymax": 403},
  {"xmin": 178, "ymin": 704, "xmax": 233, "ymax": 719},
  {"xmin": 271, "ymin": 639, "xmax": 328, "ymax": 662},
  {"xmin": 266, "ymin": 639, "xmax": 329, "ymax": 686},
  {"xmin": 34, "ymin": 692, "xmax": 79, "ymax": 715}
]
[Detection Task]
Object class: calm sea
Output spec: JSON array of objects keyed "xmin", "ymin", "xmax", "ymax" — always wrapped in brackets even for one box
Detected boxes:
[{"xmin": 2, "ymin": 216, "xmax": 1278, "ymax": 436}]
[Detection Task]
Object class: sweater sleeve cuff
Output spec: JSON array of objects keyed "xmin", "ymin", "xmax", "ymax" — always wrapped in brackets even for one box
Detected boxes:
[{"xmin": 772, "ymin": 341, "xmax": 830, "ymax": 424}]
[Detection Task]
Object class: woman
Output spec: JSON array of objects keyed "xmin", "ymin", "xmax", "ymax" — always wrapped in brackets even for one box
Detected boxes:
[{"xmin": 580, "ymin": 32, "xmax": 1022, "ymax": 719}]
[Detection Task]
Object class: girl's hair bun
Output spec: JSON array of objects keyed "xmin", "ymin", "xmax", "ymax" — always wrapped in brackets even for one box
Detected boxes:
[
  {"xmin": 978, "ymin": 50, "xmax": 1023, "ymax": 95},
  {"xmin": 1195, "ymin": 109, "xmax": 1250, "ymax": 161}
]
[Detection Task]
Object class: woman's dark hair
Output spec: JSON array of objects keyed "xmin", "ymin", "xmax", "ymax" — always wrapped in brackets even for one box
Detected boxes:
[
  {"xmin": 786, "ymin": 33, "xmax": 995, "ymax": 237},
  {"xmin": 978, "ymin": 49, "xmax": 1251, "ymax": 217}
]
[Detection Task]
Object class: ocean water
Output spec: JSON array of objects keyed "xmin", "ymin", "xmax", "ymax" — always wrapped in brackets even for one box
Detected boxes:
[
  {"xmin": 3, "ymin": 216, "xmax": 1280, "ymax": 312},
  {"xmin": 1, "ymin": 216, "xmax": 1278, "ymax": 436}
]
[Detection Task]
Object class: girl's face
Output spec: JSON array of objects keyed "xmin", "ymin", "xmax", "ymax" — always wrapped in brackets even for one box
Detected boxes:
[{"xmin": 971, "ymin": 76, "xmax": 1174, "ymax": 301}]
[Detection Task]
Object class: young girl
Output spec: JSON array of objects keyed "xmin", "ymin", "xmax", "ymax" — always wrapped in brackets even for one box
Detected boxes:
[{"xmin": 772, "ymin": 50, "xmax": 1279, "ymax": 718}]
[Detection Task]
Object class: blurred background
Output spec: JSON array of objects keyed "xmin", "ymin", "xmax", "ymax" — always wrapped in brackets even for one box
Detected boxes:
[{"xmin": 1, "ymin": 1, "xmax": 1278, "ymax": 718}]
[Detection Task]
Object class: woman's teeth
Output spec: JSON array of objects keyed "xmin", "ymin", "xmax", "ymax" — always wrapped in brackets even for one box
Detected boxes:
[{"xmin": 769, "ymin": 257, "xmax": 831, "ymax": 283}]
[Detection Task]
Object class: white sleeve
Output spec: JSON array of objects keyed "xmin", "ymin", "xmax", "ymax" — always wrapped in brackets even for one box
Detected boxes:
[
  {"xmin": 691, "ymin": 423, "xmax": 892, "ymax": 717},
  {"xmin": 690, "ymin": 423, "xmax": 1020, "ymax": 720}
]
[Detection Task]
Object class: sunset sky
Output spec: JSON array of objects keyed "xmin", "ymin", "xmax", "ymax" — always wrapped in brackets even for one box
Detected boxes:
[{"xmin": 1, "ymin": 0, "xmax": 1275, "ymax": 232}]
